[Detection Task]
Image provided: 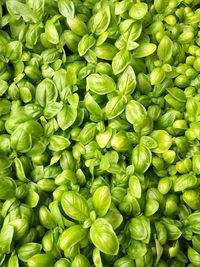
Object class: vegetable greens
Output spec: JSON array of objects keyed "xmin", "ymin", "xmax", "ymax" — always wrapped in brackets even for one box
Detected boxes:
[{"xmin": 0, "ymin": 0, "xmax": 200, "ymax": 266}]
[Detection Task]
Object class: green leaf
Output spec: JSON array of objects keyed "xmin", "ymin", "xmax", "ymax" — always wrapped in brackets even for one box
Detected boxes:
[
  {"xmin": 90, "ymin": 218, "xmax": 119, "ymax": 255},
  {"xmin": 92, "ymin": 186, "xmax": 111, "ymax": 217},
  {"xmin": 188, "ymin": 247, "xmax": 200, "ymax": 267},
  {"xmin": 57, "ymin": 105, "xmax": 77, "ymax": 131},
  {"xmin": 39, "ymin": 206, "xmax": 56, "ymax": 229},
  {"xmin": 94, "ymin": 43, "xmax": 118, "ymax": 61},
  {"xmin": 0, "ymin": 224, "xmax": 14, "ymax": 254},
  {"xmin": 129, "ymin": 216, "xmax": 151, "ymax": 243},
  {"xmin": 105, "ymin": 95, "xmax": 126, "ymax": 120},
  {"xmin": 0, "ymin": 155, "xmax": 12, "ymax": 171},
  {"xmin": 118, "ymin": 65, "xmax": 136, "ymax": 95},
  {"xmin": 9, "ymin": 218, "xmax": 29, "ymax": 240},
  {"xmin": 8, "ymin": 255, "xmax": 19, "ymax": 267},
  {"xmin": 78, "ymin": 123, "xmax": 97, "ymax": 145},
  {"xmin": 132, "ymin": 144, "xmax": 152, "ymax": 173},
  {"xmin": 59, "ymin": 225, "xmax": 88, "ymax": 250},
  {"xmin": 84, "ymin": 92, "xmax": 102, "ymax": 121},
  {"xmin": 61, "ymin": 191, "xmax": 90, "ymax": 222},
  {"xmin": 35, "ymin": 78, "xmax": 57, "ymax": 107},
  {"xmin": 86, "ymin": 73, "xmax": 116, "ymax": 95},
  {"xmin": 91, "ymin": 6, "xmax": 111, "ymax": 35},
  {"xmin": 11, "ymin": 128, "xmax": 32, "ymax": 153},
  {"xmin": 151, "ymin": 130, "xmax": 172, "ymax": 153},
  {"xmin": 150, "ymin": 68, "xmax": 166, "ymax": 85},
  {"xmin": 6, "ymin": 1, "xmax": 38, "ymax": 23},
  {"xmin": 174, "ymin": 173, "xmax": 197, "ymax": 192},
  {"xmin": 112, "ymin": 49, "xmax": 130, "ymax": 75},
  {"xmin": 166, "ymin": 87, "xmax": 186, "ymax": 103},
  {"xmin": 45, "ymin": 20, "xmax": 59, "ymax": 44},
  {"xmin": 27, "ymin": 254, "xmax": 54, "ymax": 267},
  {"xmin": 14, "ymin": 158, "xmax": 29, "ymax": 182},
  {"xmin": 18, "ymin": 243, "xmax": 42, "ymax": 262},
  {"xmin": 157, "ymin": 36, "xmax": 173, "ymax": 62},
  {"xmin": 6, "ymin": 41, "xmax": 22, "ymax": 62},
  {"xmin": 129, "ymin": 175, "xmax": 142, "ymax": 198},
  {"xmin": 127, "ymin": 240, "xmax": 147, "ymax": 259},
  {"xmin": 44, "ymin": 102, "xmax": 63, "ymax": 119},
  {"xmin": 129, "ymin": 2, "xmax": 148, "ymax": 20},
  {"xmin": 78, "ymin": 34, "xmax": 96, "ymax": 57},
  {"xmin": 58, "ymin": 0, "xmax": 75, "ymax": 19},
  {"xmin": 140, "ymin": 136, "xmax": 157, "ymax": 149},
  {"xmin": 125, "ymin": 100, "xmax": 147, "ymax": 125},
  {"xmin": 67, "ymin": 16, "xmax": 88, "ymax": 37},
  {"xmin": 132, "ymin": 43, "xmax": 156, "ymax": 58},
  {"xmin": 71, "ymin": 254, "xmax": 90, "ymax": 267},
  {"xmin": 26, "ymin": 23, "xmax": 43, "ymax": 49},
  {"xmin": 49, "ymin": 135, "xmax": 70, "ymax": 152},
  {"xmin": 115, "ymin": 0, "xmax": 132, "ymax": 15}
]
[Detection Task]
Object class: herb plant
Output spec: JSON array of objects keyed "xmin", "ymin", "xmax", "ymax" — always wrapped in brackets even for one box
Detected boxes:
[{"xmin": 0, "ymin": 0, "xmax": 200, "ymax": 266}]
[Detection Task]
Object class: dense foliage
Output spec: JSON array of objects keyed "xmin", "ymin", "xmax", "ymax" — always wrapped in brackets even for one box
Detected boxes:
[{"xmin": 0, "ymin": 0, "xmax": 200, "ymax": 266}]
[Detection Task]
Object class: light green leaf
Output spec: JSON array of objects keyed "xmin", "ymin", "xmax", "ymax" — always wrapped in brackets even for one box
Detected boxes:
[
  {"xmin": 90, "ymin": 218, "xmax": 119, "ymax": 255},
  {"xmin": 132, "ymin": 43, "xmax": 157, "ymax": 58},
  {"xmin": 58, "ymin": 0, "xmax": 75, "ymax": 19},
  {"xmin": 61, "ymin": 191, "xmax": 90, "ymax": 222},
  {"xmin": 118, "ymin": 65, "xmax": 136, "ymax": 95},
  {"xmin": 157, "ymin": 36, "xmax": 173, "ymax": 62},
  {"xmin": 86, "ymin": 73, "xmax": 116, "ymax": 95},
  {"xmin": 112, "ymin": 49, "xmax": 130, "ymax": 75}
]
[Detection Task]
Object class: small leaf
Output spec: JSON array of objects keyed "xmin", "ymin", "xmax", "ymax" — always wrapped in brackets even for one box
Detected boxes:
[
  {"xmin": 132, "ymin": 144, "xmax": 152, "ymax": 173},
  {"xmin": 157, "ymin": 36, "xmax": 173, "ymax": 62},
  {"xmin": 129, "ymin": 175, "xmax": 142, "ymax": 198},
  {"xmin": 91, "ymin": 6, "xmax": 111, "ymax": 35},
  {"xmin": 92, "ymin": 186, "xmax": 111, "ymax": 217},
  {"xmin": 57, "ymin": 104, "xmax": 77, "ymax": 130},
  {"xmin": 140, "ymin": 136, "xmax": 157, "ymax": 149},
  {"xmin": 132, "ymin": 43, "xmax": 156, "ymax": 58},
  {"xmin": 59, "ymin": 225, "xmax": 88, "ymax": 250},
  {"xmin": 0, "ymin": 224, "xmax": 14, "ymax": 253},
  {"xmin": 44, "ymin": 102, "xmax": 63, "ymax": 119},
  {"xmin": 105, "ymin": 95, "xmax": 126, "ymax": 120},
  {"xmin": 174, "ymin": 173, "xmax": 197, "ymax": 192},
  {"xmin": 90, "ymin": 218, "xmax": 119, "ymax": 255},
  {"xmin": 35, "ymin": 78, "xmax": 57, "ymax": 107},
  {"xmin": 125, "ymin": 100, "xmax": 147, "ymax": 125},
  {"xmin": 78, "ymin": 34, "xmax": 96, "ymax": 56},
  {"xmin": 58, "ymin": 0, "xmax": 75, "ymax": 19},
  {"xmin": 84, "ymin": 92, "xmax": 102, "ymax": 121},
  {"xmin": 118, "ymin": 65, "xmax": 136, "ymax": 95},
  {"xmin": 86, "ymin": 73, "xmax": 116, "ymax": 95},
  {"xmin": 112, "ymin": 49, "xmax": 130, "ymax": 75},
  {"xmin": 45, "ymin": 20, "xmax": 59, "ymax": 44},
  {"xmin": 6, "ymin": 1, "xmax": 38, "ymax": 23},
  {"xmin": 129, "ymin": 2, "xmax": 148, "ymax": 20},
  {"xmin": 61, "ymin": 191, "xmax": 90, "ymax": 222},
  {"xmin": 18, "ymin": 243, "xmax": 42, "ymax": 262}
]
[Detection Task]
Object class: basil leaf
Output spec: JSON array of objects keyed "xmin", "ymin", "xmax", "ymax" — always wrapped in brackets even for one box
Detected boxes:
[
  {"xmin": 54, "ymin": 104, "xmax": 75, "ymax": 129},
  {"xmin": 90, "ymin": 218, "xmax": 119, "ymax": 255},
  {"xmin": 59, "ymin": 225, "xmax": 88, "ymax": 250},
  {"xmin": 132, "ymin": 43, "xmax": 156, "ymax": 58},
  {"xmin": 92, "ymin": 186, "xmax": 111, "ymax": 217},
  {"xmin": 157, "ymin": 36, "xmax": 173, "ymax": 62},
  {"xmin": 58, "ymin": 0, "xmax": 75, "ymax": 19},
  {"xmin": 35, "ymin": 79, "xmax": 57, "ymax": 107},
  {"xmin": 105, "ymin": 95, "xmax": 126, "ymax": 120},
  {"xmin": 118, "ymin": 65, "xmax": 136, "ymax": 95},
  {"xmin": 86, "ymin": 73, "xmax": 116, "ymax": 95},
  {"xmin": 132, "ymin": 144, "xmax": 152, "ymax": 173},
  {"xmin": 112, "ymin": 49, "xmax": 130, "ymax": 75},
  {"xmin": 61, "ymin": 191, "xmax": 90, "ymax": 222}
]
